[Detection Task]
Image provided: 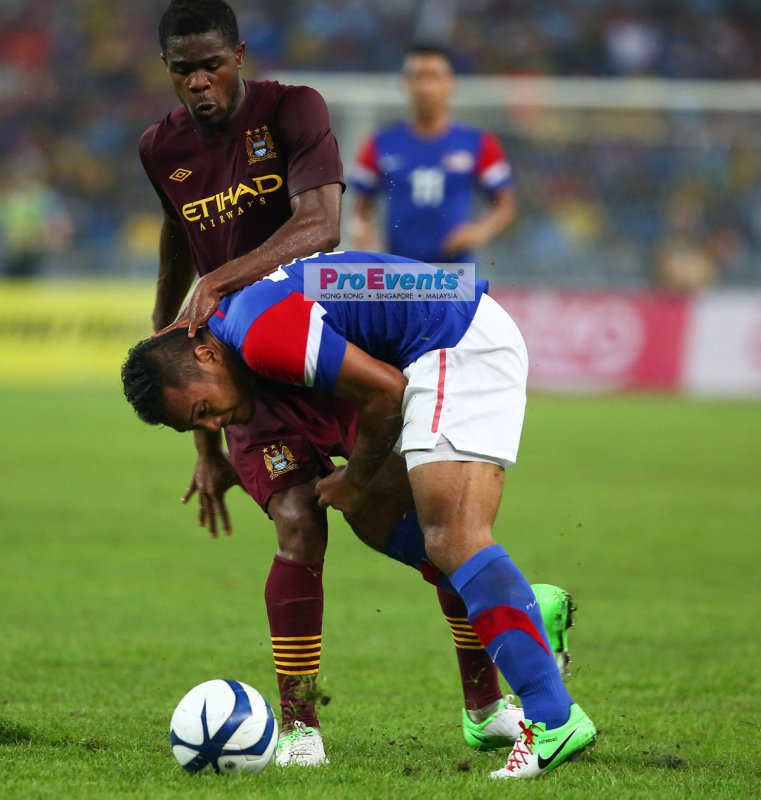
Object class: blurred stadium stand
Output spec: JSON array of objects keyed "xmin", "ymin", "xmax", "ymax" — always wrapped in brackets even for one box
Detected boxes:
[{"xmin": 2, "ymin": 0, "xmax": 761, "ymax": 288}]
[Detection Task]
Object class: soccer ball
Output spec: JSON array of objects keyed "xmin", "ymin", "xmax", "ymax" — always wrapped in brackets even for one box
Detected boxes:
[{"xmin": 170, "ymin": 679, "xmax": 278, "ymax": 774}]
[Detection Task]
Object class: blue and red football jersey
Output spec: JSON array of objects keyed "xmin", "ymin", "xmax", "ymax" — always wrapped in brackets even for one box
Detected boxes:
[
  {"xmin": 351, "ymin": 121, "xmax": 512, "ymax": 263},
  {"xmin": 207, "ymin": 251, "xmax": 488, "ymax": 394}
]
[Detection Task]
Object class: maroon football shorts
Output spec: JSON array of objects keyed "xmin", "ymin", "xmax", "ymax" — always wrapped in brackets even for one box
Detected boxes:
[{"xmin": 224, "ymin": 380, "xmax": 358, "ymax": 515}]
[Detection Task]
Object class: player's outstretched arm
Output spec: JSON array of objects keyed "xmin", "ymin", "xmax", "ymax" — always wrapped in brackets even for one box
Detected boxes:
[
  {"xmin": 160, "ymin": 183, "xmax": 342, "ymax": 337},
  {"xmin": 182, "ymin": 430, "xmax": 242, "ymax": 538},
  {"xmin": 349, "ymin": 193, "xmax": 381, "ymax": 252},
  {"xmin": 315, "ymin": 342, "xmax": 406, "ymax": 514},
  {"xmin": 152, "ymin": 212, "xmax": 197, "ymax": 332}
]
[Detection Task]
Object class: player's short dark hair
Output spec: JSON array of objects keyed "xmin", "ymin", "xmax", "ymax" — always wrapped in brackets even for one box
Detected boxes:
[
  {"xmin": 122, "ymin": 329, "xmax": 203, "ymax": 426},
  {"xmin": 159, "ymin": 0, "xmax": 240, "ymax": 52},
  {"xmin": 404, "ymin": 42, "xmax": 454, "ymax": 69}
]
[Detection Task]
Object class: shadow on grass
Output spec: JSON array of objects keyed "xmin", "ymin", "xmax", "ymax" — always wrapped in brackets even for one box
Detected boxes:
[
  {"xmin": 589, "ymin": 741, "xmax": 688, "ymax": 772},
  {"xmin": 0, "ymin": 718, "xmax": 36, "ymax": 745},
  {"xmin": 0, "ymin": 716, "xmax": 110, "ymax": 753}
]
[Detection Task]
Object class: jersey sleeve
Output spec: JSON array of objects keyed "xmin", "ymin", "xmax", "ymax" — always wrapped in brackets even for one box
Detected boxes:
[
  {"xmin": 274, "ymin": 85, "xmax": 345, "ymax": 197},
  {"xmin": 237, "ymin": 291, "xmax": 347, "ymax": 394},
  {"xmin": 476, "ymin": 131, "xmax": 513, "ymax": 193},
  {"xmin": 138, "ymin": 126, "xmax": 181, "ymax": 220},
  {"xmin": 349, "ymin": 135, "xmax": 381, "ymax": 195}
]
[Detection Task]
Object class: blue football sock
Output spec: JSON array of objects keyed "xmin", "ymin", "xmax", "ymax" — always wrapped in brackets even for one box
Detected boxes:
[{"xmin": 450, "ymin": 544, "xmax": 573, "ymax": 728}]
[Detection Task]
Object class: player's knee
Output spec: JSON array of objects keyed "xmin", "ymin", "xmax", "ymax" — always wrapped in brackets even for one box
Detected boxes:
[
  {"xmin": 421, "ymin": 522, "xmax": 495, "ymax": 577},
  {"xmin": 420, "ymin": 524, "xmax": 452, "ymax": 573},
  {"xmin": 274, "ymin": 511, "xmax": 327, "ymax": 561},
  {"xmin": 270, "ymin": 493, "xmax": 327, "ymax": 561}
]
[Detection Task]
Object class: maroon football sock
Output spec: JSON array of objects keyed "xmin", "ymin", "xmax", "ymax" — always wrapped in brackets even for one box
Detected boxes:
[
  {"xmin": 264, "ymin": 555, "xmax": 324, "ymax": 729},
  {"xmin": 437, "ymin": 585, "xmax": 503, "ymax": 712}
]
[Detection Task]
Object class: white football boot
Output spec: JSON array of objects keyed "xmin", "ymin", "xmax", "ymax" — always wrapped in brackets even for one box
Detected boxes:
[
  {"xmin": 275, "ymin": 720, "xmax": 329, "ymax": 766},
  {"xmin": 462, "ymin": 695, "xmax": 525, "ymax": 750}
]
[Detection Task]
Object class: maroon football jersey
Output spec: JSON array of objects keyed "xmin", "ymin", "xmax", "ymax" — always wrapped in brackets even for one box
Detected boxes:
[
  {"xmin": 140, "ymin": 79, "xmax": 356, "ymax": 511},
  {"xmin": 139, "ymin": 80, "xmax": 344, "ymax": 275}
]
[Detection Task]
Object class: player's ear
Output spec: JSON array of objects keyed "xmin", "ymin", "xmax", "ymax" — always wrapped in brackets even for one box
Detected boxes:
[
  {"xmin": 235, "ymin": 41, "xmax": 245, "ymax": 68},
  {"xmin": 193, "ymin": 343, "xmax": 218, "ymax": 364}
]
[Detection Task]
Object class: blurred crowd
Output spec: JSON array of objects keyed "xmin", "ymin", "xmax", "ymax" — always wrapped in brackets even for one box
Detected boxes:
[
  {"xmin": 2, "ymin": 0, "xmax": 761, "ymax": 286},
  {"xmin": 493, "ymin": 106, "xmax": 761, "ymax": 289}
]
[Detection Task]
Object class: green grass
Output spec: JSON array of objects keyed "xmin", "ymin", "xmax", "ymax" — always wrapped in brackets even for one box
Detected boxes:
[{"xmin": 1, "ymin": 384, "xmax": 760, "ymax": 799}]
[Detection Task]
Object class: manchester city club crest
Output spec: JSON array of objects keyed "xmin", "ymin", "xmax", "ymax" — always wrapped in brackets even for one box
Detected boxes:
[
  {"xmin": 246, "ymin": 125, "xmax": 277, "ymax": 164},
  {"xmin": 263, "ymin": 441, "xmax": 298, "ymax": 479}
]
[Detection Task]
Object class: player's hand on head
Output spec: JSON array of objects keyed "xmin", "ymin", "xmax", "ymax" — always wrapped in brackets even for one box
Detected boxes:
[
  {"xmin": 155, "ymin": 273, "xmax": 222, "ymax": 338},
  {"xmin": 182, "ymin": 451, "xmax": 242, "ymax": 538}
]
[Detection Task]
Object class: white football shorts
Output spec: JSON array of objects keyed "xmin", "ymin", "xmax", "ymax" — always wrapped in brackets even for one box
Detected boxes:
[{"xmin": 397, "ymin": 293, "xmax": 528, "ymax": 471}]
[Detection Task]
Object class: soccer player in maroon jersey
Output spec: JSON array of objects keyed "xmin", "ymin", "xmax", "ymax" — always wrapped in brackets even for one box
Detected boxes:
[{"xmin": 139, "ymin": 0, "xmax": 572, "ymax": 765}]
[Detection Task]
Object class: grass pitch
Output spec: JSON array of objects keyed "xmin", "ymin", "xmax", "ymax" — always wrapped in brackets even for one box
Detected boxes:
[{"xmin": 1, "ymin": 381, "xmax": 760, "ymax": 799}]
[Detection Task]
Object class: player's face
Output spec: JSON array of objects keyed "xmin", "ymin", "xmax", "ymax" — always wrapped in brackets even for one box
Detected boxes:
[
  {"xmin": 161, "ymin": 362, "xmax": 254, "ymax": 433},
  {"xmin": 162, "ymin": 30, "xmax": 246, "ymax": 129},
  {"xmin": 402, "ymin": 54, "xmax": 454, "ymax": 116}
]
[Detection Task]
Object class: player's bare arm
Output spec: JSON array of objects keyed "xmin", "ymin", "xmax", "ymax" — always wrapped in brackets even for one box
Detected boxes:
[
  {"xmin": 164, "ymin": 183, "xmax": 342, "ymax": 338},
  {"xmin": 441, "ymin": 186, "xmax": 516, "ymax": 257},
  {"xmin": 181, "ymin": 429, "xmax": 242, "ymax": 538},
  {"xmin": 152, "ymin": 212, "xmax": 197, "ymax": 332},
  {"xmin": 315, "ymin": 342, "xmax": 406, "ymax": 514},
  {"xmin": 152, "ymin": 216, "xmax": 241, "ymax": 536},
  {"xmin": 349, "ymin": 193, "xmax": 381, "ymax": 252}
]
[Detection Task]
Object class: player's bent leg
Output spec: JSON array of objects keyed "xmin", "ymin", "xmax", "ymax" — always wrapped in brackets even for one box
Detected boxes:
[
  {"xmin": 266, "ymin": 480, "xmax": 329, "ymax": 766},
  {"xmin": 342, "ymin": 452, "xmax": 414, "ymax": 553},
  {"xmin": 408, "ymin": 459, "xmax": 595, "ymax": 775},
  {"xmin": 345, "ymin": 454, "xmax": 507, "ymax": 742},
  {"xmin": 269, "ymin": 478, "xmax": 328, "ymax": 562},
  {"xmin": 451, "ymin": 580, "xmax": 578, "ymax": 755},
  {"xmin": 407, "ymin": 460, "xmax": 504, "ymax": 577}
]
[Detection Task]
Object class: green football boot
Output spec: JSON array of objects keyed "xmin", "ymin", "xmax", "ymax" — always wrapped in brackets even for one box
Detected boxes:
[
  {"xmin": 462, "ymin": 695, "xmax": 524, "ymax": 751},
  {"xmin": 490, "ymin": 703, "xmax": 597, "ymax": 779},
  {"xmin": 461, "ymin": 583, "xmax": 577, "ymax": 751},
  {"xmin": 531, "ymin": 583, "xmax": 576, "ymax": 679}
]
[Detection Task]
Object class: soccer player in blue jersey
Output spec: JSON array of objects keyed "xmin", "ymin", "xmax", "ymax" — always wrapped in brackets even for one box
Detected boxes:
[
  {"xmin": 122, "ymin": 251, "xmax": 597, "ymax": 779},
  {"xmin": 350, "ymin": 44, "xmax": 516, "ymax": 263}
]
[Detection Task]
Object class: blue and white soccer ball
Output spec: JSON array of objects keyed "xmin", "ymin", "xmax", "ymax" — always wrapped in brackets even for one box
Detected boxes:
[{"xmin": 170, "ymin": 679, "xmax": 278, "ymax": 774}]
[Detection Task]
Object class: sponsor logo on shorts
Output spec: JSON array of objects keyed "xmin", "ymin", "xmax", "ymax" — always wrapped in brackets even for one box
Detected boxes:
[{"xmin": 263, "ymin": 441, "xmax": 299, "ymax": 479}]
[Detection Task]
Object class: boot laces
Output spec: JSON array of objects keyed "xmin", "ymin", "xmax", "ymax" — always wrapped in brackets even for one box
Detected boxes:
[{"xmin": 507, "ymin": 721, "xmax": 538, "ymax": 771}]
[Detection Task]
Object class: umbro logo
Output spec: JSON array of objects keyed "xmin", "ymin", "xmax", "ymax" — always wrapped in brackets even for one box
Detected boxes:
[{"xmin": 169, "ymin": 168, "xmax": 192, "ymax": 182}]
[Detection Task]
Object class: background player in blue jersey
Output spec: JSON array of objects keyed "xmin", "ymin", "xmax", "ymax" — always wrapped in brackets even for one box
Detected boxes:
[
  {"xmin": 350, "ymin": 44, "xmax": 516, "ymax": 264},
  {"xmin": 122, "ymin": 251, "xmax": 597, "ymax": 780}
]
